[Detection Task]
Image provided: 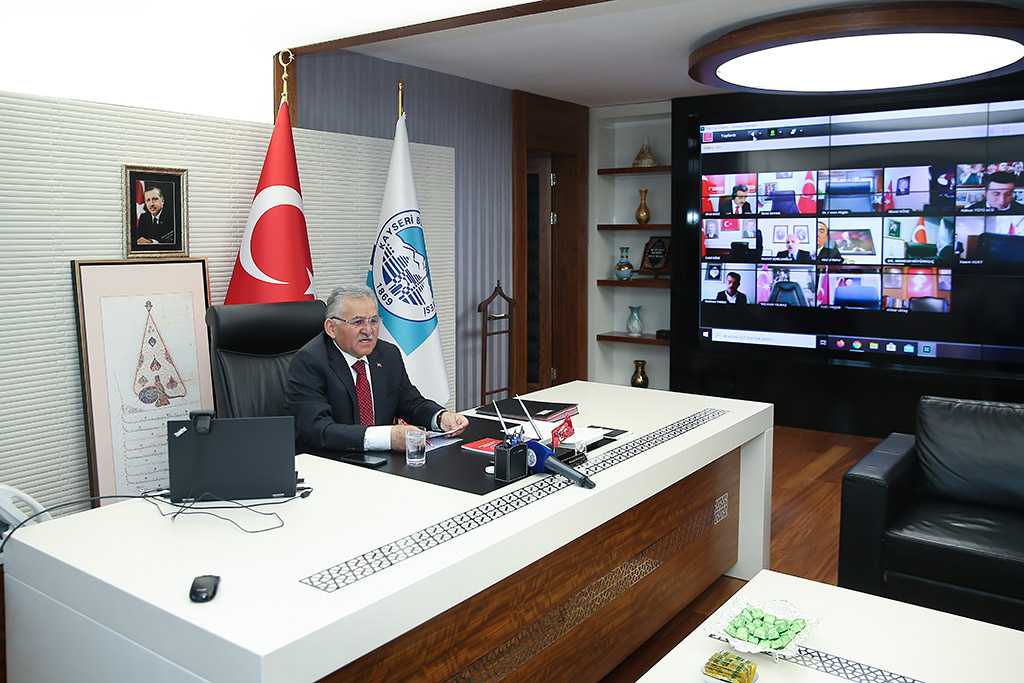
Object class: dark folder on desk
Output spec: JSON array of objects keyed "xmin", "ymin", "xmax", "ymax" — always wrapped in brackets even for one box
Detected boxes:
[
  {"xmin": 167, "ymin": 415, "xmax": 296, "ymax": 503},
  {"xmin": 475, "ymin": 398, "xmax": 578, "ymax": 423}
]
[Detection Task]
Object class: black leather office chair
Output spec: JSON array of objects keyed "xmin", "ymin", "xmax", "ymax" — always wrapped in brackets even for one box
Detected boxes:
[
  {"xmin": 767, "ymin": 281, "xmax": 808, "ymax": 306},
  {"xmin": 834, "ymin": 285, "xmax": 881, "ymax": 309},
  {"xmin": 825, "ymin": 181, "xmax": 874, "ymax": 212},
  {"xmin": 730, "ymin": 241, "xmax": 753, "ymax": 261},
  {"xmin": 205, "ymin": 300, "xmax": 327, "ymax": 418},
  {"xmin": 975, "ymin": 232, "xmax": 1024, "ymax": 264},
  {"xmin": 769, "ymin": 190, "xmax": 799, "ymax": 214},
  {"xmin": 905, "ymin": 243, "xmax": 937, "ymax": 259},
  {"xmin": 907, "ymin": 296, "xmax": 947, "ymax": 313}
]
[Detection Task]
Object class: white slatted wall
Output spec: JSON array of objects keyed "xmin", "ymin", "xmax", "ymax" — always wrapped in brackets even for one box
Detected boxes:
[{"xmin": 0, "ymin": 90, "xmax": 456, "ymax": 513}]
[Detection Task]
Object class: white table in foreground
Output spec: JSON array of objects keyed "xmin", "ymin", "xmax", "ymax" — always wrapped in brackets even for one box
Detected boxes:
[
  {"xmin": 638, "ymin": 570, "xmax": 1024, "ymax": 683},
  {"xmin": 6, "ymin": 382, "xmax": 772, "ymax": 682}
]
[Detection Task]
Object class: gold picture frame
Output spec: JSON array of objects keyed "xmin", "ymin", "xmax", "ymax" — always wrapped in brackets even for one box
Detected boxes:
[{"xmin": 123, "ymin": 165, "xmax": 188, "ymax": 258}]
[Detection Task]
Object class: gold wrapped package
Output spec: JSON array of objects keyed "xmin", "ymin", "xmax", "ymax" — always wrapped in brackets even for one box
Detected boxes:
[{"xmin": 702, "ymin": 649, "xmax": 757, "ymax": 683}]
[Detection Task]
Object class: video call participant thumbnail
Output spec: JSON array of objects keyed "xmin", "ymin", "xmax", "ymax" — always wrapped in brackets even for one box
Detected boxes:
[
  {"xmin": 967, "ymin": 171, "xmax": 1024, "ymax": 212},
  {"xmin": 816, "ymin": 220, "xmax": 841, "ymax": 261},
  {"xmin": 776, "ymin": 234, "xmax": 813, "ymax": 262},
  {"xmin": 718, "ymin": 184, "xmax": 753, "ymax": 214},
  {"xmin": 716, "ymin": 272, "xmax": 747, "ymax": 304}
]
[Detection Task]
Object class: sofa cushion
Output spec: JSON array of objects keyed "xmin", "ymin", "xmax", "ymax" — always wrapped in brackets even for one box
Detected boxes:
[
  {"xmin": 882, "ymin": 495, "xmax": 1024, "ymax": 601},
  {"xmin": 916, "ymin": 396, "xmax": 1024, "ymax": 509}
]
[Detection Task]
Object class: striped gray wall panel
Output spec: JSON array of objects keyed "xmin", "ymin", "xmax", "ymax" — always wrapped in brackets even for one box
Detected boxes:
[{"xmin": 298, "ymin": 50, "xmax": 514, "ymax": 410}]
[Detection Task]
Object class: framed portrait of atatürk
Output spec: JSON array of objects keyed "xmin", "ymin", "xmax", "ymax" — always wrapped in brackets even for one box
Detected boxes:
[{"xmin": 123, "ymin": 165, "xmax": 188, "ymax": 258}]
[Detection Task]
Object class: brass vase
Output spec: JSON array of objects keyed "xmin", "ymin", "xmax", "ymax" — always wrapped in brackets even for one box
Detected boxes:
[
  {"xmin": 635, "ymin": 189, "xmax": 650, "ymax": 225},
  {"xmin": 632, "ymin": 135, "xmax": 657, "ymax": 167},
  {"xmin": 630, "ymin": 359, "xmax": 649, "ymax": 388}
]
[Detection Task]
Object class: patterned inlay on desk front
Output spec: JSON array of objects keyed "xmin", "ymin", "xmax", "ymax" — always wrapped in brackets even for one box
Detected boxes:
[{"xmin": 300, "ymin": 408, "xmax": 728, "ymax": 593}]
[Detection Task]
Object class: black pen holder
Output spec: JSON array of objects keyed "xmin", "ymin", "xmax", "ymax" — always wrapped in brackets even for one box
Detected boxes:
[{"xmin": 494, "ymin": 442, "xmax": 529, "ymax": 483}]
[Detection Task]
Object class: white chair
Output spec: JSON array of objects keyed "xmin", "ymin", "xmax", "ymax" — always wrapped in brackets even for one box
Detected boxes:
[{"xmin": 0, "ymin": 483, "xmax": 51, "ymax": 563}]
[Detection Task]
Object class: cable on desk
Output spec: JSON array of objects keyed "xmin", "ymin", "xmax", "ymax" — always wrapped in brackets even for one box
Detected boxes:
[{"xmin": 141, "ymin": 487, "xmax": 314, "ymax": 534}]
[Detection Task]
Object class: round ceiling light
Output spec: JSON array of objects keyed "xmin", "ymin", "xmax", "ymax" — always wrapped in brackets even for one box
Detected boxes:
[{"xmin": 690, "ymin": 2, "xmax": 1024, "ymax": 94}]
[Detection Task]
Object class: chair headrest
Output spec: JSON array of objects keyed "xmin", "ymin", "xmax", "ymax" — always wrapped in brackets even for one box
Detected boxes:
[{"xmin": 206, "ymin": 300, "xmax": 327, "ymax": 355}]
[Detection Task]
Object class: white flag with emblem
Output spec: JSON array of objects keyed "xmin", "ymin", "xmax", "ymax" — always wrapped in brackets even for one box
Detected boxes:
[{"xmin": 368, "ymin": 114, "xmax": 450, "ymax": 405}]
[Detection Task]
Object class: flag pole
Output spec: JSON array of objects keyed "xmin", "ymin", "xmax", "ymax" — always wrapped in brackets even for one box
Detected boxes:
[
  {"xmin": 398, "ymin": 77, "xmax": 405, "ymax": 118},
  {"xmin": 278, "ymin": 49, "xmax": 294, "ymax": 104}
]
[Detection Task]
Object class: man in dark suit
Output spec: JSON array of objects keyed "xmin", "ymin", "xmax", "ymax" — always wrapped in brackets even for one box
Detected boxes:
[
  {"xmin": 966, "ymin": 171, "xmax": 1024, "ymax": 212},
  {"xmin": 286, "ymin": 285, "xmax": 468, "ymax": 453},
  {"xmin": 135, "ymin": 186, "xmax": 176, "ymax": 244},
  {"xmin": 719, "ymin": 184, "xmax": 752, "ymax": 214},
  {"xmin": 776, "ymin": 233, "xmax": 812, "ymax": 262}
]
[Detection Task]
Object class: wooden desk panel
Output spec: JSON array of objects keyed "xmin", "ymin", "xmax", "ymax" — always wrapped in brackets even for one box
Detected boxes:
[{"xmin": 323, "ymin": 451, "xmax": 739, "ymax": 682}]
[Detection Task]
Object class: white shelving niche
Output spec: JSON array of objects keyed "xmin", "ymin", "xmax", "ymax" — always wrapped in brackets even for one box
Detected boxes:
[{"xmin": 588, "ymin": 102, "xmax": 672, "ymax": 390}]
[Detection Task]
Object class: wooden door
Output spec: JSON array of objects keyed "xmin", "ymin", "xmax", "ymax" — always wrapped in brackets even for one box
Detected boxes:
[
  {"xmin": 511, "ymin": 91, "xmax": 589, "ymax": 395},
  {"xmin": 525, "ymin": 155, "xmax": 553, "ymax": 393}
]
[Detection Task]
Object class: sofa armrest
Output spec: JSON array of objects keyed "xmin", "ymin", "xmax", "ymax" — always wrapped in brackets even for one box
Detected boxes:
[{"xmin": 838, "ymin": 433, "xmax": 919, "ymax": 594}]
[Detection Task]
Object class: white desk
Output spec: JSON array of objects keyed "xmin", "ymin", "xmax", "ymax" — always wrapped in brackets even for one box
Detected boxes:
[
  {"xmin": 6, "ymin": 382, "xmax": 772, "ymax": 682},
  {"xmin": 639, "ymin": 570, "xmax": 1024, "ymax": 683}
]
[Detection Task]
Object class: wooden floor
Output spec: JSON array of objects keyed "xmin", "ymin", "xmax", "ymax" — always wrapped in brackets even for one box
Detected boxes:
[{"xmin": 600, "ymin": 426, "xmax": 880, "ymax": 683}]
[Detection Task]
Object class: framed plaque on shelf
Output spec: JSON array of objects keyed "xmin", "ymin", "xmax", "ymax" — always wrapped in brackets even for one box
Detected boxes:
[{"xmin": 637, "ymin": 236, "xmax": 670, "ymax": 276}]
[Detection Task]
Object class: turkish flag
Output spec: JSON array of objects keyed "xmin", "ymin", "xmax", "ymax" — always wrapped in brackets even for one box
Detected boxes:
[
  {"xmin": 224, "ymin": 100, "xmax": 316, "ymax": 304},
  {"xmin": 701, "ymin": 176, "xmax": 714, "ymax": 213},
  {"xmin": 798, "ymin": 170, "xmax": 816, "ymax": 213},
  {"xmin": 884, "ymin": 180, "xmax": 895, "ymax": 211},
  {"xmin": 913, "ymin": 216, "xmax": 928, "ymax": 244},
  {"xmin": 135, "ymin": 180, "xmax": 146, "ymax": 222}
]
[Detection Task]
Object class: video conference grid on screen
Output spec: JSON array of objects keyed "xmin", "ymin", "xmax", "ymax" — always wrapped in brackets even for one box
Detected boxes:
[{"xmin": 697, "ymin": 100, "xmax": 1024, "ymax": 364}]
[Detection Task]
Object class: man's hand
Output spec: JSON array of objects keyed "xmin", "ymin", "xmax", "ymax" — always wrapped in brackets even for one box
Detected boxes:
[
  {"xmin": 438, "ymin": 411, "xmax": 469, "ymax": 436},
  {"xmin": 137, "ymin": 237, "xmax": 154, "ymax": 245},
  {"xmin": 390, "ymin": 424, "xmax": 424, "ymax": 451}
]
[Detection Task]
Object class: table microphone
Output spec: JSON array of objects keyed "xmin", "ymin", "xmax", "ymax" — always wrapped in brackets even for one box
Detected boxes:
[{"xmin": 524, "ymin": 441, "xmax": 596, "ymax": 489}]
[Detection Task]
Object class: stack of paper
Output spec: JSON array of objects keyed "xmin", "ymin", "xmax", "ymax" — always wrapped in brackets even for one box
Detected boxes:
[{"xmin": 505, "ymin": 422, "xmax": 606, "ymax": 447}]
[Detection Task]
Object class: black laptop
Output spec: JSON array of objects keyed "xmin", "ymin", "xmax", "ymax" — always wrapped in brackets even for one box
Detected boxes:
[{"xmin": 167, "ymin": 414, "xmax": 296, "ymax": 503}]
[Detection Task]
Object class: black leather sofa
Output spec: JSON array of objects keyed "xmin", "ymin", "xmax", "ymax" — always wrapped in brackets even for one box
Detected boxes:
[{"xmin": 839, "ymin": 396, "xmax": 1024, "ymax": 630}]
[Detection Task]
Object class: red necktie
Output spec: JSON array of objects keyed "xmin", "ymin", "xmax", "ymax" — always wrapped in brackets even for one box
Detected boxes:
[{"xmin": 353, "ymin": 360, "xmax": 375, "ymax": 426}]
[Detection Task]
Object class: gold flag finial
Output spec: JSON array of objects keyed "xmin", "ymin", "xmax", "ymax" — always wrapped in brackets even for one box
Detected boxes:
[
  {"xmin": 398, "ymin": 77, "xmax": 405, "ymax": 119},
  {"xmin": 278, "ymin": 49, "xmax": 294, "ymax": 104}
]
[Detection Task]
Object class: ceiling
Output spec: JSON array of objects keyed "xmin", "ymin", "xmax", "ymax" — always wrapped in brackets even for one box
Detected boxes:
[
  {"xmin": 337, "ymin": 0, "xmax": 1022, "ymax": 107},
  {"xmin": 2, "ymin": 0, "xmax": 1018, "ymax": 124}
]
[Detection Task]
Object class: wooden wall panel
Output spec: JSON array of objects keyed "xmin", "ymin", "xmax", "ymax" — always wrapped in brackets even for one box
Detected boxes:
[{"xmin": 511, "ymin": 90, "xmax": 589, "ymax": 393}]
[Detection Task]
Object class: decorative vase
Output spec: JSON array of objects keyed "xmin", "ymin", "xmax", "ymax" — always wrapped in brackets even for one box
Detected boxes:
[
  {"xmin": 630, "ymin": 359, "xmax": 649, "ymax": 388},
  {"xmin": 632, "ymin": 135, "xmax": 657, "ymax": 167},
  {"xmin": 635, "ymin": 189, "xmax": 650, "ymax": 225},
  {"xmin": 614, "ymin": 246, "xmax": 634, "ymax": 280},
  {"xmin": 626, "ymin": 305, "xmax": 643, "ymax": 337}
]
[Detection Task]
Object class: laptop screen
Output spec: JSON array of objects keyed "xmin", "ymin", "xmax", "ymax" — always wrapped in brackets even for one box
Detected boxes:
[{"xmin": 167, "ymin": 415, "xmax": 296, "ymax": 503}]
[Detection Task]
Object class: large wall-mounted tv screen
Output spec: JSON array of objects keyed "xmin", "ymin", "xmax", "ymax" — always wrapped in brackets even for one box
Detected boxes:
[{"xmin": 697, "ymin": 100, "xmax": 1024, "ymax": 364}]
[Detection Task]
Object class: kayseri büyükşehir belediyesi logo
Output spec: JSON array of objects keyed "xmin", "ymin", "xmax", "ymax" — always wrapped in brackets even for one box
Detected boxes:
[{"xmin": 370, "ymin": 209, "xmax": 436, "ymax": 323}]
